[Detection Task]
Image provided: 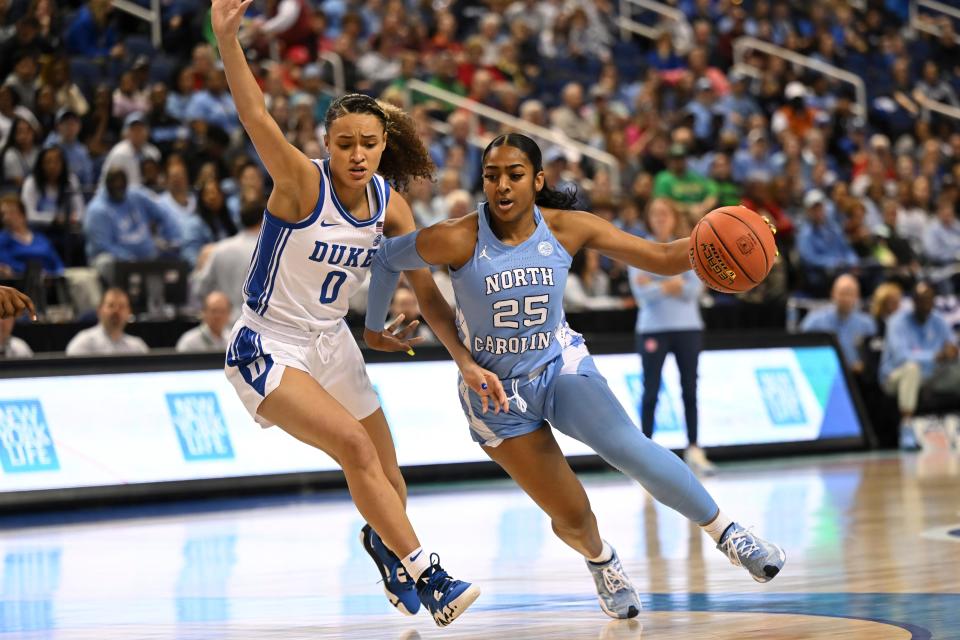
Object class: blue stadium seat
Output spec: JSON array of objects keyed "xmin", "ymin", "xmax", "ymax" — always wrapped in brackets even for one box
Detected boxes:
[
  {"xmin": 68, "ymin": 58, "xmax": 104, "ymax": 100},
  {"xmin": 124, "ymin": 35, "xmax": 156, "ymax": 59}
]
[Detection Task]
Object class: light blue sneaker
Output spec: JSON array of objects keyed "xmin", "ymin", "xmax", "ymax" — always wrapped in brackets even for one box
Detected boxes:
[
  {"xmin": 718, "ymin": 523, "xmax": 786, "ymax": 583},
  {"xmin": 586, "ymin": 547, "xmax": 642, "ymax": 619},
  {"xmin": 415, "ymin": 553, "xmax": 481, "ymax": 627},
  {"xmin": 359, "ymin": 525, "xmax": 420, "ymax": 615}
]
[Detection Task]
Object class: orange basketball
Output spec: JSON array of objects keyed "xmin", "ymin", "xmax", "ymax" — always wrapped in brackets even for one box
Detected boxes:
[{"xmin": 688, "ymin": 205, "xmax": 777, "ymax": 293}]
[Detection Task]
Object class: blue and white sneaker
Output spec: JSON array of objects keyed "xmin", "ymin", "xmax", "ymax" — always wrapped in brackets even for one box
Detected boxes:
[
  {"xmin": 718, "ymin": 523, "xmax": 786, "ymax": 583},
  {"xmin": 359, "ymin": 524, "xmax": 420, "ymax": 615},
  {"xmin": 586, "ymin": 547, "xmax": 642, "ymax": 619},
  {"xmin": 415, "ymin": 553, "xmax": 481, "ymax": 627}
]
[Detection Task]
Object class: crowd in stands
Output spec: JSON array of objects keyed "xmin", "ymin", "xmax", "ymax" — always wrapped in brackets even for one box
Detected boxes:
[{"xmin": 0, "ymin": 0, "xmax": 958, "ymax": 423}]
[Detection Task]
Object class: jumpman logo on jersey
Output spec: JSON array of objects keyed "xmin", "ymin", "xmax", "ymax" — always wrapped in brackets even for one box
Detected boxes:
[{"xmin": 478, "ymin": 246, "xmax": 492, "ymax": 261}]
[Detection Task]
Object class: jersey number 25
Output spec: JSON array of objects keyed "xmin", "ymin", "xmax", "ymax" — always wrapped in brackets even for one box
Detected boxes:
[{"xmin": 492, "ymin": 295, "xmax": 549, "ymax": 329}]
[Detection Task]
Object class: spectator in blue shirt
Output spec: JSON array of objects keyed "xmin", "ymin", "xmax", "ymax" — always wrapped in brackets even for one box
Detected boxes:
[
  {"xmin": 796, "ymin": 189, "xmax": 859, "ymax": 295},
  {"xmin": 732, "ymin": 130, "xmax": 774, "ymax": 183},
  {"xmin": 801, "ymin": 274, "xmax": 877, "ymax": 374},
  {"xmin": 83, "ymin": 168, "xmax": 181, "ymax": 278},
  {"xmin": 880, "ymin": 282, "xmax": 959, "ymax": 424},
  {"xmin": 0, "ymin": 194, "xmax": 64, "ymax": 277},
  {"xmin": 628, "ymin": 198, "xmax": 713, "ymax": 475},
  {"xmin": 715, "ymin": 72, "xmax": 760, "ymax": 133},
  {"xmin": 684, "ymin": 78, "xmax": 718, "ymax": 145},
  {"xmin": 184, "ymin": 68, "xmax": 240, "ymax": 136},
  {"xmin": 65, "ymin": 0, "xmax": 122, "ymax": 59},
  {"xmin": 44, "ymin": 109, "xmax": 94, "ymax": 189},
  {"xmin": 923, "ymin": 197, "xmax": 960, "ymax": 265}
]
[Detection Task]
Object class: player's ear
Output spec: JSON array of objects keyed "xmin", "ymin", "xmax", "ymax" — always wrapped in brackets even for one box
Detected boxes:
[{"xmin": 534, "ymin": 170, "xmax": 545, "ymax": 193}]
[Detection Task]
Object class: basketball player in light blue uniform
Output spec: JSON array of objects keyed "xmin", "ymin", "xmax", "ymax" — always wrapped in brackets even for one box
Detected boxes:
[
  {"xmin": 211, "ymin": 0, "xmax": 502, "ymax": 627},
  {"xmin": 365, "ymin": 134, "xmax": 786, "ymax": 619}
]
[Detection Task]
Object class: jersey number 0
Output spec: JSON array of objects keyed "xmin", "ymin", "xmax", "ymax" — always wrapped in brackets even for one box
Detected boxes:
[{"xmin": 319, "ymin": 270, "xmax": 348, "ymax": 304}]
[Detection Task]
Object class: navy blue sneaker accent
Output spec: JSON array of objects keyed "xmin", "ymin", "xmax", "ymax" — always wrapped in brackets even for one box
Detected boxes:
[
  {"xmin": 415, "ymin": 553, "xmax": 481, "ymax": 627},
  {"xmin": 359, "ymin": 524, "xmax": 420, "ymax": 616}
]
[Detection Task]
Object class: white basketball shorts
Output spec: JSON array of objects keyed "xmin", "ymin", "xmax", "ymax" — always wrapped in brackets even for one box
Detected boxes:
[{"xmin": 224, "ymin": 316, "xmax": 380, "ymax": 427}]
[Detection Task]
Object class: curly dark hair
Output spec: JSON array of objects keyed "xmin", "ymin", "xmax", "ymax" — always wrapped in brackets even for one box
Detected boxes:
[{"xmin": 324, "ymin": 93, "xmax": 435, "ymax": 191}]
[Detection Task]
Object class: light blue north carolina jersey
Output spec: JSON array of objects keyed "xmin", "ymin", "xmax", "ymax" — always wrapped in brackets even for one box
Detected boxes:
[
  {"xmin": 242, "ymin": 158, "xmax": 388, "ymax": 332},
  {"xmin": 451, "ymin": 204, "xmax": 573, "ymax": 380}
]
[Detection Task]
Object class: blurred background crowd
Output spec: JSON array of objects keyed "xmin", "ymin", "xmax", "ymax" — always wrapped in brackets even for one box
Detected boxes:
[{"xmin": 0, "ymin": 0, "xmax": 958, "ymax": 443}]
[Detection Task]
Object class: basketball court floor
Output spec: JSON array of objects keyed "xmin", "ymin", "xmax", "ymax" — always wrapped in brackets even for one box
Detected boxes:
[{"xmin": 1, "ymin": 451, "xmax": 958, "ymax": 639}]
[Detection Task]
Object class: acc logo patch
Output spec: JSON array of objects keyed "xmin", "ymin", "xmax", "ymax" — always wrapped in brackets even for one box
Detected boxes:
[{"xmin": 538, "ymin": 241, "xmax": 554, "ymax": 257}]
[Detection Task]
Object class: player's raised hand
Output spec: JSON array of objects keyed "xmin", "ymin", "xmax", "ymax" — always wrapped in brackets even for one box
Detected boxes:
[
  {"xmin": 0, "ymin": 286, "xmax": 36, "ymax": 320},
  {"xmin": 459, "ymin": 361, "xmax": 509, "ymax": 415},
  {"xmin": 211, "ymin": 0, "xmax": 254, "ymax": 41},
  {"xmin": 363, "ymin": 313, "xmax": 426, "ymax": 354}
]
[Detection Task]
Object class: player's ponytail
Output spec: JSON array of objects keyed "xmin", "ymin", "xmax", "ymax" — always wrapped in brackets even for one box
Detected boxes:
[
  {"xmin": 324, "ymin": 93, "xmax": 435, "ymax": 191},
  {"xmin": 377, "ymin": 101, "xmax": 436, "ymax": 191},
  {"xmin": 482, "ymin": 133, "xmax": 579, "ymax": 210}
]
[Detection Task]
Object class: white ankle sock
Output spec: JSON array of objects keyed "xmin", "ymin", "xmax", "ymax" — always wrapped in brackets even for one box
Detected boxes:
[
  {"xmin": 587, "ymin": 540, "xmax": 613, "ymax": 564},
  {"xmin": 401, "ymin": 547, "xmax": 431, "ymax": 582},
  {"xmin": 701, "ymin": 511, "xmax": 733, "ymax": 544}
]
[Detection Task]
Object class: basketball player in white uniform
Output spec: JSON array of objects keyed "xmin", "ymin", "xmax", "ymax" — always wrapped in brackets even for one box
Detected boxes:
[{"xmin": 212, "ymin": 0, "xmax": 506, "ymax": 626}]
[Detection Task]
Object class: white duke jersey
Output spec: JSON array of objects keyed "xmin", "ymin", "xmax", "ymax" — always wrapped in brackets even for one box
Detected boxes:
[{"xmin": 242, "ymin": 158, "xmax": 389, "ymax": 332}]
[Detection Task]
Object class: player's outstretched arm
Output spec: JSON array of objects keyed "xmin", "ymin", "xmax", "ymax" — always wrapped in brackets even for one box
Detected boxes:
[
  {"xmin": 554, "ymin": 209, "xmax": 690, "ymax": 276},
  {"xmin": 0, "ymin": 286, "xmax": 36, "ymax": 320},
  {"xmin": 211, "ymin": 0, "xmax": 317, "ymax": 221}
]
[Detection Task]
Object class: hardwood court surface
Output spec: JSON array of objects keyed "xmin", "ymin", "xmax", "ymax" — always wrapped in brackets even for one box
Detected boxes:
[{"xmin": 0, "ymin": 451, "xmax": 957, "ymax": 639}]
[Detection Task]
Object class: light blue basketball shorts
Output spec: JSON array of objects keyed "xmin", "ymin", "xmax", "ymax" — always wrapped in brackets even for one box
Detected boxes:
[{"xmin": 457, "ymin": 338, "xmax": 604, "ymax": 447}]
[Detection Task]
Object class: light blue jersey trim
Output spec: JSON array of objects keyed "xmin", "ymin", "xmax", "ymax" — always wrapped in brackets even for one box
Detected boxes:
[{"xmin": 322, "ymin": 159, "xmax": 385, "ymax": 227}]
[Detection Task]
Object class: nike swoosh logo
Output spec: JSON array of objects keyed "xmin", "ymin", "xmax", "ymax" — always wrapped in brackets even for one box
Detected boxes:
[
  {"xmin": 320, "ymin": 220, "xmax": 339, "ymax": 227},
  {"xmin": 410, "ymin": 550, "xmax": 423, "ymax": 562}
]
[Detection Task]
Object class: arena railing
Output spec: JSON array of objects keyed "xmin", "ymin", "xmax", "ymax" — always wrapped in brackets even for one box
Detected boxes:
[
  {"xmin": 732, "ymin": 36, "xmax": 868, "ymax": 119},
  {"xmin": 916, "ymin": 92, "xmax": 960, "ymax": 125},
  {"xmin": 617, "ymin": 0, "xmax": 693, "ymax": 53},
  {"xmin": 404, "ymin": 79, "xmax": 623, "ymax": 196},
  {"xmin": 112, "ymin": 0, "xmax": 162, "ymax": 48},
  {"xmin": 911, "ymin": 0, "xmax": 960, "ymax": 45}
]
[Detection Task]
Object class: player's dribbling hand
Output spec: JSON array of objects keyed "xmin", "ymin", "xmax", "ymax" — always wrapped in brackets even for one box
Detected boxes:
[
  {"xmin": 459, "ymin": 361, "xmax": 509, "ymax": 415},
  {"xmin": 0, "ymin": 286, "xmax": 36, "ymax": 320},
  {"xmin": 211, "ymin": 0, "xmax": 254, "ymax": 41},
  {"xmin": 363, "ymin": 313, "xmax": 425, "ymax": 354}
]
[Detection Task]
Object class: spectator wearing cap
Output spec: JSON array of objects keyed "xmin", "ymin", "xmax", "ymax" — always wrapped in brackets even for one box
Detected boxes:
[
  {"xmin": 715, "ymin": 71, "xmax": 761, "ymax": 132},
  {"xmin": 45, "ymin": 108, "xmax": 94, "ymax": 189},
  {"xmin": 184, "ymin": 68, "xmax": 240, "ymax": 136},
  {"xmin": 98, "ymin": 112, "xmax": 161, "ymax": 189},
  {"xmin": 732, "ymin": 129, "xmax": 774, "ymax": 183},
  {"xmin": 801, "ymin": 274, "xmax": 876, "ymax": 374},
  {"xmin": 654, "ymin": 143, "xmax": 717, "ymax": 221},
  {"xmin": 772, "ymin": 82, "xmax": 817, "ymax": 139},
  {"xmin": 0, "ymin": 116, "xmax": 39, "ymax": 189},
  {"xmin": 796, "ymin": 189, "xmax": 859, "ymax": 295},
  {"xmin": 542, "ymin": 146, "xmax": 586, "ymax": 209},
  {"xmin": 684, "ymin": 77, "xmax": 719, "ymax": 145},
  {"xmin": 0, "ymin": 193, "xmax": 64, "ymax": 278},
  {"xmin": 83, "ymin": 168, "xmax": 181, "ymax": 278},
  {"xmin": 65, "ymin": 0, "xmax": 123, "ymax": 59}
]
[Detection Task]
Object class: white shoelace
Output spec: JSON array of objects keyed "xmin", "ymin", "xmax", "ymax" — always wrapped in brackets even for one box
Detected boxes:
[
  {"xmin": 316, "ymin": 331, "xmax": 338, "ymax": 365},
  {"xmin": 505, "ymin": 378, "xmax": 528, "ymax": 413},
  {"xmin": 721, "ymin": 528, "xmax": 760, "ymax": 567},
  {"xmin": 600, "ymin": 563, "xmax": 630, "ymax": 593}
]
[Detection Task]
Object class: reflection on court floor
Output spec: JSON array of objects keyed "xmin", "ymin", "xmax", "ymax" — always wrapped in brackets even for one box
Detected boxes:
[{"xmin": 1, "ymin": 452, "xmax": 958, "ymax": 639}]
